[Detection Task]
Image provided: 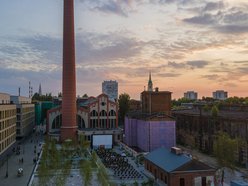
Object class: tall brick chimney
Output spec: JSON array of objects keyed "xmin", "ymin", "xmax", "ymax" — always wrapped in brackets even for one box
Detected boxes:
[{"xmin": 61, "ymin": 0, "xmax": 77, "ymax": 141}]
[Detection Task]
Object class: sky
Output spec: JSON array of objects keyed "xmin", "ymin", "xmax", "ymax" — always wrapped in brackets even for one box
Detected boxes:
[{"xmin": 0, "ymin": 0, "xmax": 248, "ymax": 99}]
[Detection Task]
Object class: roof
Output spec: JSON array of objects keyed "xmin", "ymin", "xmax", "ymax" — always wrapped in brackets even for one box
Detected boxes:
[
  {"xmin": 174, "ymin": 159, "xmax": 215, "ymax": 172},
  {"xmin": 145, "ymin": 147, "xmax": 191, "ymax": 172}
]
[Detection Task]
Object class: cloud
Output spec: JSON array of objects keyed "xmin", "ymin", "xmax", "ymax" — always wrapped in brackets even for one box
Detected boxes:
[
  {"xmin": 201, "ymin": 74, "xmax": 220, "ymax": 80},
  {"xmin": 76, "ymin": 32, "xmax": 144, "ymax": 64},
  {"xmin": 183, "ymin": 13, "xmax": 218, "ymax": 25},
  {"xmin": 95, "ymin": 0, "xmax": 128, "ymax": 17},
  {"xmin": 215, "ymin": 25, "xmax": 248, "ymax": 34},
  {"xmin": 183, "ymin": 3, "xmax": 248, "ymax": 34},
  {"xmin": 78, "ymin": 0, "xmax": 135, "ymax": 17},
  {"xmin": 167, "ymin": 61, "xmax": 186, "ymax": 68},
  {"xmin": 156, "ymin": 72, "xmax": 181, "ymax": 77},
  {"xmin": 186, "ymin": 60, "xmax": 209, "ymax": 68},
  {"xmin": 203, "ymin": 1, "xmax": 225, "ymax": 12}
]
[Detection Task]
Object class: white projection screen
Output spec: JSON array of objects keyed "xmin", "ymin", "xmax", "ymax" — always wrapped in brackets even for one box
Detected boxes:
[{"xmin": 92, "ymin": 135, "xmax": 113, "ymax": 149}]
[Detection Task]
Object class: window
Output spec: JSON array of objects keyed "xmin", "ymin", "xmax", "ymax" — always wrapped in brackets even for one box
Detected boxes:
[
  {"xmin": 109, "ymin": 110, "xmax": 116, "ymax": 116},
  {"xmin": 100, "ymin": 110, "xmax": 107, "ymax": 116},
  {"xmin": 90, "ymin": 110, "xmax": 98, "ymax": 117}
]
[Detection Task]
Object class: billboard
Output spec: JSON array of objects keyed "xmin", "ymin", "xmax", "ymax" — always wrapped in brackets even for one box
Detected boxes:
[{"xmin": 92, "ymin": 135, "xmax": 113, "ymax": 149}]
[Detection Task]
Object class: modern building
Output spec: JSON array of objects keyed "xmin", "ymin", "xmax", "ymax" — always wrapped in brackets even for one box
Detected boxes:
[
  {"xmin": 47, "ymin": 94, "xmax": 122, "ymax": 144},
  {"xmin": 61, "ymin": 0, "xmax": 77, "ymax": 141},
  {"xmin": 10, "ymin": 96, "xmax": 31, "ymax": 104},
  {"xmin": 124, "ymin": 113, "xmax": 176, "ymax": 152},
  {"xmin": 10, "ymin": 96, "xmax": 35, "ymax": 139},
  {"xmin": 184, "ymin": 91, "xmax": 198, "ymax": 100},
  {"xmin": 102, "ymin": 80, "xmax": 118, "ymax": 102},
  {"xmin": 213, "ymin": 90, "xmax": 228, "ymax": 100},
  {"xmin": 0, "ymin": 93, "xmax": 16, "ymax": 164},
  {"xmin": 144, "ymin": 147, "xmax": 216, "ymax": 186}
]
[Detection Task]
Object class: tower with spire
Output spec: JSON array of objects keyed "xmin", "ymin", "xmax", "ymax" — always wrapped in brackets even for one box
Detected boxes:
[
  {"xmin": 148, "ymin": 71, "xmax": 153, "ymax": 92},
  {"xmin": 38, "ymin": 83, "xmax": 42, "ymax": 96}
]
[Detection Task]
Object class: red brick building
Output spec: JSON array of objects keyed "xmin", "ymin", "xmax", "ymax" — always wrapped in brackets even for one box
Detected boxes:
[
  {"xmin": 144, "ymin": 147, "xmax": 216, "ymax": 186},
  {"xmin": 141, "ymin": 89, "xmax": 172, "ymax": 115}
]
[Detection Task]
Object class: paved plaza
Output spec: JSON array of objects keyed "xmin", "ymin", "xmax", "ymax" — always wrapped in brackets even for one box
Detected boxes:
[{"xmin": 0, "ymin": 131, "xmax": 43, "ymax": 186}]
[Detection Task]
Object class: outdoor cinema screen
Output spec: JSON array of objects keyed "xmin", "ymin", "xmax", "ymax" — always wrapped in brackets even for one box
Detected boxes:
[{"xmin": 92, "ymin": 135, "xmax": 113, "ymax": 149}]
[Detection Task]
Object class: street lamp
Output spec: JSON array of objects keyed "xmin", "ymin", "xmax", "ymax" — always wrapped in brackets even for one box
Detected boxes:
[{"xmin": 5, "ymin": 154, "xmax": 8, "ymax": 178}]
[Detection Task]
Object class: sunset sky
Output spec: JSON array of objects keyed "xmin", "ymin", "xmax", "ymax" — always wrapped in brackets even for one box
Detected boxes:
[{"xmin": 0, "ymin": 0, "xmax": 247, "ymax": 99}]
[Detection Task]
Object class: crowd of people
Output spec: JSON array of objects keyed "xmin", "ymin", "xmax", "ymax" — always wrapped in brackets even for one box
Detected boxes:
[{"xmin": 96, "ymin": 148, "xmax": 143, "ymax": 180}]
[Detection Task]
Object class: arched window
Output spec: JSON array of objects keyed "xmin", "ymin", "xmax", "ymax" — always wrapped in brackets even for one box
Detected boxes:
[
  {"xmin": 77, "ymin": 115, "xmax": 85, "ymax": 129},
  {"xmin": 52, "ymin": 114, "xmax": 62, "ymax": 129},
  {"xmin": 109, "ymin": 110, "xmax": 116, "ymax": 116},
  {"xmin": 90, "ymin": 110, "xmax": 98, "ymax": 117},
  {"xmin": 100, "ymin": 110, "xmax": 107, "ymax": 116}
]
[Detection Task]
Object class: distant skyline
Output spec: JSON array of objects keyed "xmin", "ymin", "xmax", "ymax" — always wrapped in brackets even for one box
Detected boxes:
[{"xmin": 0, "ymin": 0, "xmax": 247, "ymax": 99}]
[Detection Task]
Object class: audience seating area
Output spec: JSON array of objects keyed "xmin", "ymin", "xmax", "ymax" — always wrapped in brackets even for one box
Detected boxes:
[{"xmin": 96, "ymin": 148, "xmax": 144, "ymax": 180}]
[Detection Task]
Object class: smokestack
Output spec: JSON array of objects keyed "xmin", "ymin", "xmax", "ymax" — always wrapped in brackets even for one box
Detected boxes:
[
  {"xmin": 18, "ymin": 87, "xmax": 20, "ymax": 96},
  {"xmin": 60, "ymin": 0, "xmax": 77, "ymax": 141}
]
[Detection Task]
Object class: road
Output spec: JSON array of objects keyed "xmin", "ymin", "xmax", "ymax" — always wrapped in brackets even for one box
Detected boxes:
[{"xmin": 0, "ymin": 130, "xmax": 43, "ymax": 186}]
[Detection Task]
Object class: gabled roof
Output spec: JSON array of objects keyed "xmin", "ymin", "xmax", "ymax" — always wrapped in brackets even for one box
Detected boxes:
[
  {"xmin": 145, "ymin": 147, "xmax": 191, "ymax": 173},
  {"xmin": 173, "ymin": 159, "xmax": 215, "ymax": 172}
]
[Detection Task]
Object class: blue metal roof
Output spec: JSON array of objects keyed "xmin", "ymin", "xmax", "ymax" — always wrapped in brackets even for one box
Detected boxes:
[{"xmin": 145, "ymin": 147, "xmax": 191, "ymax": 172}]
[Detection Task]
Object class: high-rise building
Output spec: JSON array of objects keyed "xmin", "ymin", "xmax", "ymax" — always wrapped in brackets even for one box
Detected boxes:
[
  {"xmin": 61, "ymin": 0, "xmax": 77, "ymax": 141},
  {"xmin": 0, "ymin": 93, "xmax": 16, "ymax": 161},
  {"xmin": 213, "ymin": 90, "xmax": 228, "ymax": 100},
  {"xmin": 184, "ymin": 91, "xmax": 198, "ymax": 100},
  {"xmin": 102, "ymin": 80, "xmax": 118, "ymax": 102}
]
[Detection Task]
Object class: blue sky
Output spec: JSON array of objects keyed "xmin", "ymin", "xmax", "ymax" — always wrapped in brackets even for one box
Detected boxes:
[{"xmin": 0, "ymin": 0, "xmax": 248, "ymax": 99}]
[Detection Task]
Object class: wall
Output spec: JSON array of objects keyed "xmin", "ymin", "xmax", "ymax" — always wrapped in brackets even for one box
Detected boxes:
[{"xmin": 125, "ymin": 117, "xmax": 176, "ymax": 152}]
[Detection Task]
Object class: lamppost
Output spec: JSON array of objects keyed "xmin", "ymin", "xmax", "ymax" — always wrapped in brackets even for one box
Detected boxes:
[{"xmin": 5, "ymin": 154, "xmax": 8, "ymax": 178}]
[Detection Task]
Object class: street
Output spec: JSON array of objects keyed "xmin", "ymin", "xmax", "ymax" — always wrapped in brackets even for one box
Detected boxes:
[{"xmin": 0, "ymin": 130, "xmax": 43, "ymax": 186}]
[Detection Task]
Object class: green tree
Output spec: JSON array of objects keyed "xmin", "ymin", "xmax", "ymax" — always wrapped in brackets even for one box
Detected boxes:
[
  {"xmin": 211, "ymin": 105, "xmax": 219, "ymax": 117},
  {"xmin": 80, "ymin": 160, "xmax": 92, "ymax": 186},
  {"xmin": 118, "ymin": 93, "xmax": 130, "ymax": 122},
  {"xmin": 213, "ymin": 132, "xmax": 237, "ymax": 169}
]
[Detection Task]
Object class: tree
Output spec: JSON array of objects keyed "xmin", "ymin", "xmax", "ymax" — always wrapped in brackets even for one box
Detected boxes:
[
  {"xmin": 80, "ymin": 160, "xmax": 92, "ymax": 186},
  {"xmin": 118, "ymin": 93, "xmax": 130, "ymax": 123},
  {"xmin": 211, "ymin": 105, "xmax": 219, "ymax": 117},
  {"xmin": 213, "ymin": 132, "xmax": 237, "ymax": 169}
]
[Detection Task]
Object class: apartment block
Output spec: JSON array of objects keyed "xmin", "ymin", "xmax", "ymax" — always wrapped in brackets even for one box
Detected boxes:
[
  {"xmin": 11, "ymin": 96, "xmax": 35, "ymax": 139},
  {"xmin": 0, "ymin": 93, "xmax": 16, "ymax": 160}
]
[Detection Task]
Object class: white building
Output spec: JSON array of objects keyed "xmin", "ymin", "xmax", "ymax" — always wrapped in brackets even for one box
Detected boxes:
[
  {"xmin": 102, "ymin": 80, "xmax": 118, "ymax": 102},
  {"xmin": 184, "ymin": 91, "xmax": 198, "ymax": 100},
  {"xmin": 10, "ymin": 96, "xmax": 31, "ymax": 104},
  {"xmin": 213, "ymin": 90, "xmax": 228, "ymax": 100}
]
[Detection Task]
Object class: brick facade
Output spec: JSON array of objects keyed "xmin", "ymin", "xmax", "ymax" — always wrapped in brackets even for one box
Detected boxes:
[{"xmin": 141, "ymin": 90, "xmax": 171, "ymax": 115}]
